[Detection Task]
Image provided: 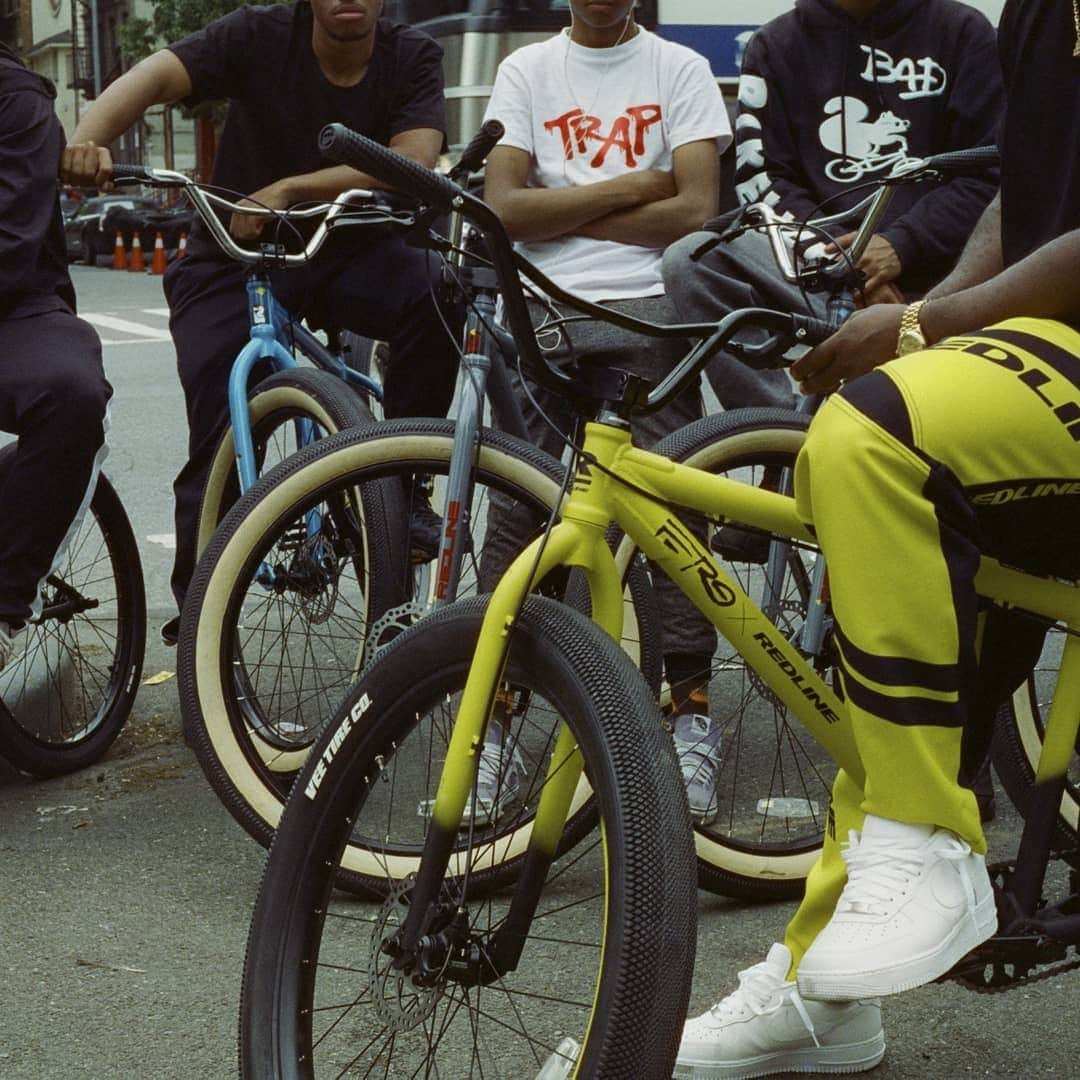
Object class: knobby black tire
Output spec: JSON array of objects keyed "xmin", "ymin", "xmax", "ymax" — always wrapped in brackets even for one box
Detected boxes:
[
  {"xmin": 240, "ymin": 595, "xmax": 696, "ymax": 1079},
  {"xmin": 993, "ymin": 644, "xmax": 1079, "ymax": 846},
  {"xmin": 180, "ymin": 420, "xmax": 661, "ymax": 863},
  {"xmin": 0, "ymin": 452, "xmax": 146, "ymax": 776},
  {"xmin": 613, "ymin": 407, "xmax": 830, "ymax": 900}
]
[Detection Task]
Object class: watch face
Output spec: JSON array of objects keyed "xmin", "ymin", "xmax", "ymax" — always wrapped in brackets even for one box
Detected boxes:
[{"xmin": 898, "ymin": 330, "xmax": 925, "ymax": 356}]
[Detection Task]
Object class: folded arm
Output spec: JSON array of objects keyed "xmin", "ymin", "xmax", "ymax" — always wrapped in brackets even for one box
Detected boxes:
[
  {"xmin": 571, "ymin": 139, "xmax": 721, "ymax": 247},
  {"xmin": 483, "ymin": 144, "xmax": 677, "ymax": 244}
]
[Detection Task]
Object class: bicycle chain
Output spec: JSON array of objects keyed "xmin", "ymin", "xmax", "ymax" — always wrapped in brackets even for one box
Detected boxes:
[
  {"xmin": 946, "ymin": 951, "xmax": 1080, "ymax": 995},
  {"xmin": 942, "ymin": 855, "xmax": 1080, "ymax": 994}
]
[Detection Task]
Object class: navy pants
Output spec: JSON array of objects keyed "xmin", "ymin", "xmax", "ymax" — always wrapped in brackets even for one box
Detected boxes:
[
  {"xmin": 163, "ymin": 232, "xmax": 461, "ymax": 611},
  {"xmin": 0, "ymin": 307, "xmax": 112, "ymax": 628}
]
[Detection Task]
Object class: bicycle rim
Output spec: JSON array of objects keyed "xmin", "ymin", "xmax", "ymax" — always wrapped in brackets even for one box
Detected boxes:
[{"xmin": 0, "ymin": 468, "xmax": 145, "ymax": 776}]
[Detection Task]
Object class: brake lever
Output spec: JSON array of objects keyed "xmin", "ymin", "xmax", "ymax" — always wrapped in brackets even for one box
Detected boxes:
[{"xmin": 727, "ymin": 331, "xmax": 794, "ymax": 370}]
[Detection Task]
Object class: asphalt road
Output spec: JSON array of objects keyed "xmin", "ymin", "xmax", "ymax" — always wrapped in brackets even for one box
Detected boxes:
[{"xmin": 0, "ymin": 266, "xmax": 1076, "ymax": 1078}]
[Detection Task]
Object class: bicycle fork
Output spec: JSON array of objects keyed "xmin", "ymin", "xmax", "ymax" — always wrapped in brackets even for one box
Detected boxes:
[{"xmin": 391, "ymin": 477, "xmax": 625, "ymax": 975}]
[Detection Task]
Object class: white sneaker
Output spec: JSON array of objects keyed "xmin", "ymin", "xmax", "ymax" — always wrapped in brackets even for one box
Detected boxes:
[
  {"xmin": 0, "ymin": 621, "xmax": 19, "ymax": 672},
  {"xmin": 674, "ymin": 943, "xmax": 884, "ymax": 1079},
  {"xmin": 462, "ymin": 723, "xmax": 526, "ymax": 825},
  {"xmin": 797, "ymin": 814, "xmax": 997, "ymax": 1000},
  {"xmin": 672, "ymin": 712, "xmax": 722, "ymax": 824}
]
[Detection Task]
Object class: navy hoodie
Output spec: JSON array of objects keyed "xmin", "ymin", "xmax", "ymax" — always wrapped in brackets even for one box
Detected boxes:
[
  {"xmin": 997, "ymin": 0, "xmax": 1080, "ymax": 267},
  {"xmin": 733, "ymin": 0, "xmax": 1003, "ymax": 295},
  {"xmin": 0, "ymin": 44, "xmax": 75, "ymax": 319}
]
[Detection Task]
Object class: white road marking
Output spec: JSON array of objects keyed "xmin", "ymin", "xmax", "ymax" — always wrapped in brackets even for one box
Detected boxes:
[
  {"xmin": 83, "ymin": 313, "xmax": 172, "ymax": 340},
  {"xmin": 147, "ymin": 534, "xmax": 177, "ymax": 549}
]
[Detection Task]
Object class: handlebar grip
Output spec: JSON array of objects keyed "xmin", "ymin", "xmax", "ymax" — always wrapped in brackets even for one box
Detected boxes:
[
  {"xmin": 111, "ymin": 164, "xmax": 155, "ymax": 185},
  {"xmin": 790, "ymin": 313, "xmax": 836, "ymax": 346},
  {"xmin": 319, "ymin": 123, "xmax": 461, "ymax": 208},
  {"xmin": 921, "ymin": 145, "xmax": 1000, "ymax": 175},
  {"xmin": 453, "ymin": 119, "xmax": 505, "ymax": 178}
]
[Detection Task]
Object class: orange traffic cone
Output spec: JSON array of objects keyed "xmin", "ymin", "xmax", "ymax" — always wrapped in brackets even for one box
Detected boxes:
[
  {"xmin": 150, "ymin": 232, "xmax": 167, "ymax": 274},
  {"xmin": 176, "ymin": 232, "xmax": 187, "ymax": 258},
  {"xmin": 112, "ymin": 231, "xmax": 126, "ymax": 270},
  {"xmin": 128, "ymin": 233, "xmax": 145, "ymax": 272}
]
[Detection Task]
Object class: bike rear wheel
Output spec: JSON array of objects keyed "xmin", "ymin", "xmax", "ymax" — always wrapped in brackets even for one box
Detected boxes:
[
  {"xmin": 180, "ymin": 420, "xmax": 660, "ymax": 861},
  {"xmin": 0, "ymin": 451, "xmax": 146, "ymax": 776},
  {"xmin": 993, "ymin": 625, "xmax": 1080, "ymax": 846},
  {"xmin": 240, "ymin": 595, "xmax": 696, "ymax": 1079},
  {"xmin": 616, "ymin": 407, "xmax": 834, "ymax": 899}
]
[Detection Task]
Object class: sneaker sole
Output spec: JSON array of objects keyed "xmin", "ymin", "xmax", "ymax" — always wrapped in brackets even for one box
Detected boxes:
[
  {"xmin": 673, "ymin": 1031, "xmax": 885, "ymax": 1079},
  {"xmin": 798, "ymin": 891, "xmax": 997, "ymax": 1000}
]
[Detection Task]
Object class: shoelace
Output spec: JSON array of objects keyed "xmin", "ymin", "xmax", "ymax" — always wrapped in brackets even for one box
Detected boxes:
[
  {"xmin": 838, "ymin": 829, "xmax": 976, "ymax": 915},
  {"xmin": 674, "ymin": 728, "xmax": 720, "ymax": 785},
  {"xmin": 708, "ymin": 959, "xmax": 821, "ymax": 1047},
  {"xmin": 475, "ymin": 733, "xmax": 522, "ymax": 791}
]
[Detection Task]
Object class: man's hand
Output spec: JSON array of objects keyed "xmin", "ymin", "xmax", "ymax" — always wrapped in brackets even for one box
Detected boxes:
[
  {"xmin": 790, "ymin": 304, "xmax": 905, "ymax": 394},
  {"xmin": 829, "ymin": 232, "xmax": 902, "ymax": 295},
  {"xmin": 857, "ymin": 280, "xmax": 905, "ymax": 307},
  {"xmin": 229, "ymin": 178, "xmax": 295, "ymax": 242},
  {"xmin": 61, "ymin": 142, "xmax": 114, "ymax": 190}
]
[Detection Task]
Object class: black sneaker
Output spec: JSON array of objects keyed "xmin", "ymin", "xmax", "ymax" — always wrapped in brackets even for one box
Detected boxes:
[
  {"xmin": 161, "ymin": 615, "xmax": 181, "ymax": 647},
  {"xmin": 408, "ymin": 491, "xmax": 443, "ymax": 564}
]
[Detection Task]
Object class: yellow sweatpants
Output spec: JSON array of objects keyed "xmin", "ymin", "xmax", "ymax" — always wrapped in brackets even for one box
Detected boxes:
[{"xmin": 783, "ymin": 317, "xmax": 1080, "ymax": 969}]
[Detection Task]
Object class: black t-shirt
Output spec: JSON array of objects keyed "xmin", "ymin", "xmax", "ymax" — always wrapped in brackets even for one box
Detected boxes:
[
  {"xmin": 0, "ymin": 50, "xmax": 75, "ymax": 319},
  {"xmin": 168, "ymin": 3, "xmax": 446, "ymax": 251},
  {"xmin": 998, "ymin": 0, "xmax": 1080, "ymax": 266}
]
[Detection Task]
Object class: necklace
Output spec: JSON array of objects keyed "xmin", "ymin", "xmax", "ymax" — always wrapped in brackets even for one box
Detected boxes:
[
  {"xmin": 561, "ymin": 15, "xmax": 635, "ymax": 122},
  {"xmin": 1073, "ymin": 0, "xmax": 1080, "ymax": 57}
]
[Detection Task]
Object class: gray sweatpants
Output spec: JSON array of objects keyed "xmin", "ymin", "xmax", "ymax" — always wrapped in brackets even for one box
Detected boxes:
[
  {"xmin": 663, "ymin": 227, "xmax": 833, "ymax": 410},
  {"xmin": 482, "ymin": 293, "xmax": 717, "ymax": 658}
]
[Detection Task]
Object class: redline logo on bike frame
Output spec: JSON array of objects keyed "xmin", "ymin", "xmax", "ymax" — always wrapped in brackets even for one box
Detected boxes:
[
  {"xmin": 304, "ymin": 692, "xmax": 372, "ymax": 800},
  {"xmin": 656, "ymin": 519, "xmax": 738, "ymax": 608},
  {"xmin": 753, "ymin": 631, "xmax": 841, "ymax": 724},
  {"xmin": 435, "ymin": 500, "xmax": 463, "ymax": 600}
]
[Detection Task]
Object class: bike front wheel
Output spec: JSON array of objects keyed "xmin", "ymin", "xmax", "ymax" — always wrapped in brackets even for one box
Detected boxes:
[
  {"xmin": 0, "ymin": 452, "xmax": 146, "ymax": 776},
  {"xmin": 240, "ymin": 595, "xmax": 696, "ymax": 1079}
]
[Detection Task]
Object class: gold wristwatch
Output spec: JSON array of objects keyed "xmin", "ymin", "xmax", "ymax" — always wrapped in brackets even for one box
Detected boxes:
[{"xmin": 896, "ymin": 300, "xmax": 928, "ymax": 356}]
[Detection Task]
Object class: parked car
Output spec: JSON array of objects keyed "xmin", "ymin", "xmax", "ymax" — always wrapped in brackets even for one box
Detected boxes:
[
  {"xmin": 64, "ymin": 194, "xmax": 157, "ymax": 264},
  {"xmin": 64, "ymin": 194, "xmax": 194, "ymax": 265}
]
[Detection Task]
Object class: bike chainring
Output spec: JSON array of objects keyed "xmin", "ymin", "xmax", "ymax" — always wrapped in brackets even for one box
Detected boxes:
[{"xmin": 941, "ymin": 857, "xmax": 1080, "ymax": 993}]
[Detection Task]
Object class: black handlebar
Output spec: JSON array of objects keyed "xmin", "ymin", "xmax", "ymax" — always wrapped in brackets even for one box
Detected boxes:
[
  {"xmin": 906, "ymin": 145, "xmax": 1000, "ymax": 179},
  {"xmin": 451, "ymin": 119, "xmax": 505, "ymax": 182},
  {"xmin": 313, "ymin": 122, "xmax": 998, "ymax": 414},
  {"xmin": 111, "ymin": 164, "xmax": 156, "ymax": 185},
  {"xmin": 319, "ymin": 123, "xmax": 463, "ymax": 208}
]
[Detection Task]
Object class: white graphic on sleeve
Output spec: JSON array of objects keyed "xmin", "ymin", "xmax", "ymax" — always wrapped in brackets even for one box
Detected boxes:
[
  {"xmin": 819, "ymin": 96, "xmax": 920, "ymax": 183},
  {"xmin": 738, "ymin": 72, "xmax": 767, "ymax": 111},
  {"xmin": 734, "ymin": 31, "xmax": 754, "ymax": 71},
  {"xmin": 859, "ymin": 46, "xmax": 947, "ymax": 99}
]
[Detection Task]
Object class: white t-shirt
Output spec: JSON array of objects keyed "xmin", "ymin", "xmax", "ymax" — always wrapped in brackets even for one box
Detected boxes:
[{"xmin": 483, "ymin": 28, "xmax": 731, "ymax": 302}]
